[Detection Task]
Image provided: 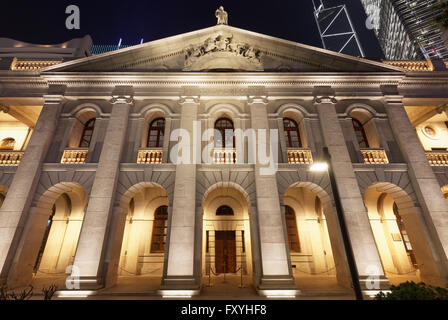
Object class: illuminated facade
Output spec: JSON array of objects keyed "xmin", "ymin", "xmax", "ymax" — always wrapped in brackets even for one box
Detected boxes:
[
  {"xmin": 361, "ymin": 0, "xmax": 448, "ymax": 60},
  {"xmin": 0, "ymin": 22, "xmax": 448, "ymax": 299}
]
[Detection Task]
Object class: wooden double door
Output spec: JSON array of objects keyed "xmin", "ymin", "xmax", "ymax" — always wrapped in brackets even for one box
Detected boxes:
[{"xmin": 215, "ymin": 231, "xmax": 236, "ymax": 274}]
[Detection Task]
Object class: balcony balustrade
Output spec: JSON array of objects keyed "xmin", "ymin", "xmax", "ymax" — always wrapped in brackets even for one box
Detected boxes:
[
  {"xmin": 426, "ymin": 151, "xmax": 448, "ymax": 166},
  {"xmin": 61, "ymin": 148, "xmax": 89, "ymax": 164},
  {"xmin": 360, "ymin": 148, "xmax": 389, "ymax": 164},
  {"xmin": 0, "ymin": 151, "xmax": 24, "ymax": 166},
  {"xmin": 287, "ymin": 148, "xmax": 313, "ymax": 164},
  {"xmin": 213, "ymin": 148, "xmax": 237, "ymax": 164},
  {"xmin": 137, "ymin": 149, "xmax": 163, "ymax": 164}
]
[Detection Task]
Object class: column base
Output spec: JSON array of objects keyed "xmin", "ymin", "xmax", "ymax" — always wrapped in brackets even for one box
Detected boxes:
[
  {"xmin": 359, "ymin": 275, "xmax": 390, "ymax": 299},
  {"xmin": 69, "ymin": 276, "xmax": 104, "ymax": 290},
  {"xmin": 257, "ymin": 275, "xmax": 300, "ymax": 298},
  {"xmin": 159, "ymin": 276, "xmax": 201, "ymax": 298}
]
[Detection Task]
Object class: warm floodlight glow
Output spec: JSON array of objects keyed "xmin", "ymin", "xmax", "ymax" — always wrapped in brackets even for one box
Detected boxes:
[
  {"xmin": 309, "ymin": 162, "xmax": 328, "ymax": 172},
  {"xmin": 259, "ymin": 289, "xmax": 298, "ymax": 298},
  {"xmin": 159, "ymin": 290, "xmax": 196, "ymax": 298},
  {"xmin": 57, "ymin": 290, "xmax": 94, "ymax": 298}
]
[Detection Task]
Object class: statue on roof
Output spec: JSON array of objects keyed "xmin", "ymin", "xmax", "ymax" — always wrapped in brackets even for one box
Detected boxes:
[{"xmin": 215, "ymin": 6, "xmax": 228, "ymax": 25}]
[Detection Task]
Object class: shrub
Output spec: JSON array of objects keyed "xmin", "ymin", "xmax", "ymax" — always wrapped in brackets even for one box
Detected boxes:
[{"xmin": 375, "ymin": 281, "xmax": 448, "ymax": 300}]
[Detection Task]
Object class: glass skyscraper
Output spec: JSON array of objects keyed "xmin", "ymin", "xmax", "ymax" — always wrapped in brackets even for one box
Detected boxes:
[{"xmin": 361, "ymin": 0, "xmax": 448, "ymax": 60}]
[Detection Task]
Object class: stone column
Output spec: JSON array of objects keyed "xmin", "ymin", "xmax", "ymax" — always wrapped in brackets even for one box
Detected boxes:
[
  {"xmin": 0, "ymin": 94, "xmax": 64, "ymax": 285},
  {"xmin": 248, "ymin": 92, "xmax": 297, "ymax": 295},
  {"xmin": 162, "ymin": 117, "xmax": 172, "ymax": 163},
  {"xmin": 72, "ymin": 95, "xmax": 132, "ymax": 289},
  {"xmin": 276, "ymin": 117, "xmax": 288, "ymax": 163},
  {"xmin": 315, "ymin": 95, "xmax": 389, "ymax": 290},
  {"xmin": 161, "ymin": 95, "xmax": 200, "ymax": 293},
  {"xmin": 384, "ymin": 92, "xmax": 448, "ymax": 285}
]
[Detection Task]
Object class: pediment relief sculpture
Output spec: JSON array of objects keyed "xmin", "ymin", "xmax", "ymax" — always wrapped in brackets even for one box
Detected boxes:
[{"xmin": 183, "ymin": 33, "xmax": 263, "ymax": 71}]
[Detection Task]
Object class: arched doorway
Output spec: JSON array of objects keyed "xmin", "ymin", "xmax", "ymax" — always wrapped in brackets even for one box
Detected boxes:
[
  {"xmin": 364, "ymin": 183, "xmax": 445, "ymax": 286},
  {"xmin": 202, "ymin": 183, "xmax": 253, "ymax": 288},
  {"xmin": 7, "ymin": 183, "xmax": 87, "ymax": 289},
  {"xmin": 110, "ymin": 183, "xmax": 169, "ymax": 292},
  {"xmin": 284, "ymin": 183, "xmax": 352, "ymax": 293}
]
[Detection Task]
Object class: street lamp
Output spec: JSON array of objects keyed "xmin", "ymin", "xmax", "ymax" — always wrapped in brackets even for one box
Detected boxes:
[{"xmin": 310, "ymin": 147, "xmax": 364, "ymax": 300}]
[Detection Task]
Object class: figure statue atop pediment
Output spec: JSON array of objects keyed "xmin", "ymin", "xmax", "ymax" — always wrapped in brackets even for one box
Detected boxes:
[{"xmin": 215, "ymin": 6, "xmax": 228, "ymax": 25}]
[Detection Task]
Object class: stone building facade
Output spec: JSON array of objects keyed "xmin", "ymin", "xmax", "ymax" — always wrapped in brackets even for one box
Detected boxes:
[{"xmin": 1, "ymin": 24, "xmax": 448, "ymax": 298}]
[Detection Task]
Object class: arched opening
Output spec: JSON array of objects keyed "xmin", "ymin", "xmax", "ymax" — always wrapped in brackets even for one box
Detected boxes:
[
  {"xmin": 441, "ymin": 185, "xmax": 448, "ymax": 204},
  {"xmin": 0, "ymin": 185, "xmax": 7, "ymax": 209},
  {"xmin": 147, "ymin": 118, "xmax": 165, "ymax": 148},
  {"xmin": 214, "ymin": 117, "xmax": 235, "ymax": 149},
  {"xmin": 0, "ymin": 138, "xmax": 16, "ymax": 150},
  {"xmin": 79, "ymin": 118, "xmax": 95, "ymax": 148},
  {"xmin": 352, "ymin": 118, "xmax": 369, "ymax": 148},
  {"xmin": 364, "ymin": 183, "xmax": 445, "ymax": 286},
  {"xmin": 283, "ymin": 118, "xmax": 302, "ymax": 148},
  {"xmin": 0, "ymin": 193, "xmax": 5, "ymax": 208},
  {"xmin": 202, "ymin": 183, "xmax": 253, "ymax": 288},
  {"xmin": 285, "ymin": 205, "xmax": 301, "ymax": 253},
  {"xmin": 6, "ymin": 183, "xmax": 87, "ymax": 289},
  {"xmin": 67, "ymin": 108, "xmax": 97, "ymax": 148},
  {"xmin": 284, "ymin": 183, "xmax": 352, "ymax": 293},
  {"xmin": 115, "ymin": 184, "xmax": 169, "ymax": 291}
]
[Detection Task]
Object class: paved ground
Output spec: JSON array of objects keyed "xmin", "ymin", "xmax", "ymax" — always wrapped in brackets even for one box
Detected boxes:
[{"xmin": 28, "ymin": 274, "xmax": 355, "ymax": 300}]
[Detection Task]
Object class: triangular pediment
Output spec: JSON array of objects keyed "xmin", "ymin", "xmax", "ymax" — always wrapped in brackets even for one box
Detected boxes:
[{"xmin": 44, "ymin": 25, "xmax": 403, "ymax": 73}]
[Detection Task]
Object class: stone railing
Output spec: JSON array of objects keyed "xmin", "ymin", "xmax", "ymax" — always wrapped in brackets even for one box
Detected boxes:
[
  {"xmin": 426, "ymin": 151, "xmax": 448, "ymax": 166},
  {"xmin": 61, "ymin": 148, "xmax": 89, "ymax": 164},
  {"xmin": 287, "ymin": 148, "xmax": 313, "ymax": 164},
  {"xmin": 213, "ymin": 148, "xmax": 237, "ymax": 164},
  {"xmin": 0, "ymin": 151, "xmax": 24, "ymax": 166},
  {"xmin": 360, "ymin": 148, "xmax": 389, "ymax": 164},
  {"xmin": 137, "ymin": 149, "xmax": 163, "ymax": 164}
]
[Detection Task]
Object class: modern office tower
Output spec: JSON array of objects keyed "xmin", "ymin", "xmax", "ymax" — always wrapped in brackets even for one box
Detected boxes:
[{"xmin": 361, "ymin": 0, "xmax": 448, "ymax": 60}]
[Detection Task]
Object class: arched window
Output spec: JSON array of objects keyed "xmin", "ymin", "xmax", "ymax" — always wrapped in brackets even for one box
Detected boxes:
[
  {"xmin": 0, "ymin": 138, "xmax": 16, "ymax": 150},
  {"xmin": 285, "ymin": 205, "xmax": 301, "ymax": 253},
  {"xmin": 352, "ymin": 118, "xmax": 369, "ymax": 148},
  {"xmin": 151, "ymin": 205, "xmax": 168, "ymax": 253},
  {"xmin": 216, "ymin": 205, "xmax": 234, "ymax": 216},
  {"xmin": 148, "ymin": 118, "xmax": 165, "ymax": 148},
  {"xmin": 214, "ymin": 118, "xmax": 234, "ymax": 148},
  {"xmin": 283, "ymin": 118, "xmax": 302, "ymax": 148},
  {"xmin": 33, "ymin": 203, "xmax": 56, "ymax": 272},
  {"xmin": 393, "ymin": 203, "xmax": 418, "ymax": 268},
  {"xmin": 79, "ymin": 119, "xmax": 96, "ymax": 148}
]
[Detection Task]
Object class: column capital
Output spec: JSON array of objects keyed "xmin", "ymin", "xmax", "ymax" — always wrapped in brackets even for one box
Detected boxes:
[
  {"xmin": 43, "ymin": 94, "xmax": 65, "ymax": 105},
  {"xmin": 382, "ymin": 95, "xmax": 404, "ymax": 105},
  {"xmin": 179, "ymin": 95, "xmax": 200, "ymax": 105},
  {"xmin": 313, "ymin": 96, "xmax": 337, "ymax": 104},
  {"xmin": 247, "ymin": 95, "xmax": 269, "ymax": 105},
  {"xmin": 110, "ymin": 95, "xmax": 134, "ymax": 105}
]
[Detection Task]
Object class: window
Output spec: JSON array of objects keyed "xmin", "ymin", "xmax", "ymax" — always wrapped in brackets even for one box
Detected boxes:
[
  {"xmin": 352, "ymin": 118, "xmax": 369, "ymax": 148},
  {"xmin": 216, "ymin": 205, "xmax": 234, "ymax": 216},
  {"xmin": 0, "ymin": 138, "xmax": 15, "ymax": 150},
  {"xmin": 285, "ymin": 205, "xmax": 301, "ymax": 253},
  {"xmin": 393, "ymin": 203, "xmax": 418, "ymax": 268},
  {"xmin": 79, "ymin": 119, "xmax": 96, "ymax": 148},
  {"xmin": 214, "ymin": 118, "xmax": 234, "ymax": 148},
  {"xmin": 0, "ymin": 194, "xmax": 5, "ymax": 208},
  {"xmin": 283, "ymin": 118, "xmax": 302, "ymax": 148},
  {"xmin": 148, "ymin": 118, "xmax": 165, "ymax": 148},
  {"xmin": 150, "ymin": 205, "xmax": 168, "ymax": 253}
]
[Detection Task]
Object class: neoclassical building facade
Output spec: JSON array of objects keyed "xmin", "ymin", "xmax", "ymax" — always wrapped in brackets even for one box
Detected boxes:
[{"xmin": 1, "ymin": 23, "xmax": 448, "ymax": 298}]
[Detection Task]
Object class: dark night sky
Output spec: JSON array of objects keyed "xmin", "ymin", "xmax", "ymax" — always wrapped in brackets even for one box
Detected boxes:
[{"xmin": 0, "ymin": 0, "xmax": 384, "ymax": 58}]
